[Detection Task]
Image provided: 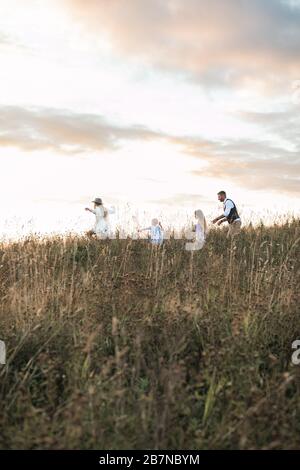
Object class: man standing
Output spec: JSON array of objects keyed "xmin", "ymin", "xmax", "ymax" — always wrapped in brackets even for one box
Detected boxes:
[{"xmin": 212, "ymin": 191, "xmax": 242, "ymax": 237}]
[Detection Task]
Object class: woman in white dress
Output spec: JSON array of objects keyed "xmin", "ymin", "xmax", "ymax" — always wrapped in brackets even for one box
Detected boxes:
[{"xmin": 85, "ymin": 197, "xmax": 115, "ymax": 238}]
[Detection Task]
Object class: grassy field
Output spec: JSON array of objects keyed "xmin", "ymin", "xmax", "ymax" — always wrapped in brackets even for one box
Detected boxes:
[{"xmin": 0, "ymin": 220, "xmax": 299, "ymax": 449}]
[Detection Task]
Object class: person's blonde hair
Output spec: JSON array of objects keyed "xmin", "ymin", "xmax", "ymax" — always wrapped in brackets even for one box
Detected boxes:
[{"xmin": 195, "ymin": 209, "xmax": 208, "ymax": 235}]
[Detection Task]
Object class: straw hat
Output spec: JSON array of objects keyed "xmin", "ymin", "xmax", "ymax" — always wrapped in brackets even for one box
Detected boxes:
[{"xmin": 92, "ymin": 197, "xmax": 103, "ymax": 205}]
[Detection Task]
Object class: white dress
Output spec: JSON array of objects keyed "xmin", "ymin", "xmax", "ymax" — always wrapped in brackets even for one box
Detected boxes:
[
  {"xmin": 185, "ymin": 210, "xmax": 207, "ymax": 251},
  {"xmin": 91, "ymin": 206, "xmax": 115, "ymax": 238},
  {"xmin": 195, "ymin": 223, "xmax": 205, "ymax": 249}
]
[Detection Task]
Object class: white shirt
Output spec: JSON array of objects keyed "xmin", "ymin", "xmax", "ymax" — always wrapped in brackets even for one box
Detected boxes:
[
  {"xmin": 141, "ymin": 224, "xmax": 164, "ymax": 244},
  {"xmin": 223, "ymin": 198, "xmax": 241, "ymax": 221},
  {"xmin": 151, "ymin": 224, "xmax": 163, "ymax": 243}
]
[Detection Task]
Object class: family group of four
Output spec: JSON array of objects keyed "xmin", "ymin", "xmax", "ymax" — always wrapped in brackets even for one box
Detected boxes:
[{"xmin": 85, "ymin": 191, "xmax": 241, "ymax": 246}]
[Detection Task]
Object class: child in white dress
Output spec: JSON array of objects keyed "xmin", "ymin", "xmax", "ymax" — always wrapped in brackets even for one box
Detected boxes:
[
  {"xmin": 186, "ymin": 209, "xmax": 208, "ymax": 251},
  {"xmin": 195, "ymin": 209, "xmax": 208, "ymax": 246},
  {"xmin": 138, "ymin": 218, "xmax": 163, "ymax": 245},
  {"xmin": 85, "ymin": 197, "xmax": 115, "ymax": 238}
]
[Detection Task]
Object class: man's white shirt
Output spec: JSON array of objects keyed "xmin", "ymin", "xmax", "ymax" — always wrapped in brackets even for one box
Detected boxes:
[{"xmin": 223, "ymin": 198, "xmax": 241, "ymax": 221}]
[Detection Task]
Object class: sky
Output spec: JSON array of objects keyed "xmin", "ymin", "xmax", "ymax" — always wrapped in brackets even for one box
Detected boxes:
[{"xmin": 0, "ymin": 0, "xmax": 299, "ymax": 236}]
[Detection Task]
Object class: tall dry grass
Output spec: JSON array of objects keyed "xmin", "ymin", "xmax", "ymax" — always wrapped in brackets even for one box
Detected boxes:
[{"xmin": 0, "ymin": 219, "xmax": 299, "ymax": 449}]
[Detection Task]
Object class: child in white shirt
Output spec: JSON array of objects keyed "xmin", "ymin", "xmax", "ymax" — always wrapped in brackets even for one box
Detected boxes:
[{"xmin": 138, "ymin": 218, "xmax": 163, "ymax": 245}]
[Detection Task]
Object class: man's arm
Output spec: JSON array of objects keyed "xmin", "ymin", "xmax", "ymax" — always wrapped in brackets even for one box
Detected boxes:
[
  {"xmin": 212, "ymin": 200, "xmax": 234, "ymax": 223},
  {"xmin": 217, "ymin": 217, "xmax": 227, "ymax": 226},
  {"xmin": 212, "ymin": 215, "xmax": 225, "ymax": 224}
]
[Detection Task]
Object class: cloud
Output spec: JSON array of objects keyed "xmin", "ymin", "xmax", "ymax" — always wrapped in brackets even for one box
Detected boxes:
[
  {"xmin": 236, "ymin": 109, "xmax": 300, "ymax": 146},
  {"xmin": 185, "ymin": 137, "xmax": 300, "ymax": 195},
  {"xmin": 62, "ymin": 0, "xmax": 300, "ymax": 90},
  {"xmin": 132, "ymin": 112, "xmax": 300, "ymax": 195},
  {"xmin": 197, "ymin": 158, "xmax": 300, "ymax": 194},
  {"xmin": 161, "ymin": 106, "xmax": 300, "ymax": 195},
  {"xmin": 0, "ymin": 106, "xmax": 163, "ymax": 154},
  {"xmin": 1, "ymin": 105, "xmax": 298, "ymax": 196}
]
